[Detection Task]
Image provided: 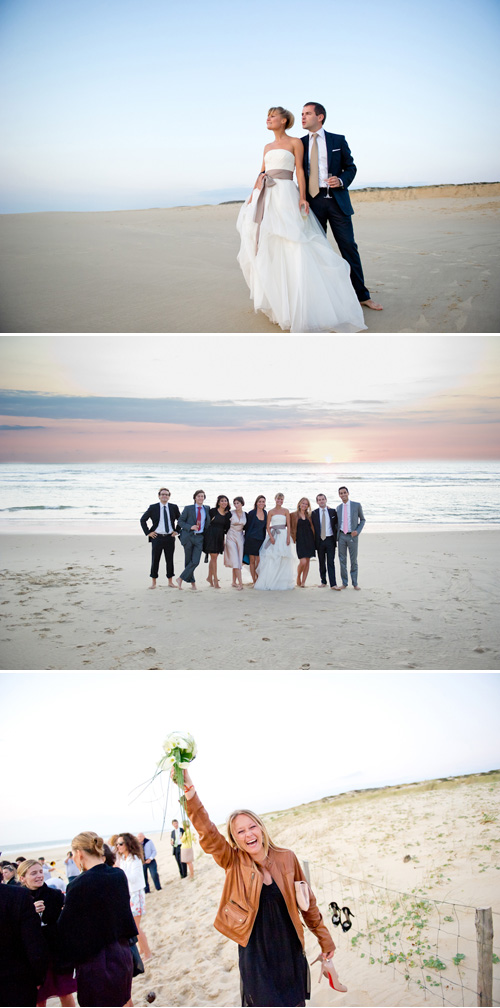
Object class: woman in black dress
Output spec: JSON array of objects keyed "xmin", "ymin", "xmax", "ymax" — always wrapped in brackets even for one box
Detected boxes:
[
  {"xmin": 243, "ymin": 495, "xmax": 267, "ymax": 584},
  {"xmin": 204, "ymin": 494, "xmax": 231, "ymax": 588},
  {"xmin": 17, "ymin": 859, "xmax": 76, "ymax": 1008},
  {"xmin": 290, "ymin": 498, "xmax": 316, "ymax": 587},
  {"xmin": 57, "ymin": 831, "xmax": 137, "ymax": 1008},
  {"xmin": 177, "ymin": 765, "xmax": 339, "ymax": 1008}
]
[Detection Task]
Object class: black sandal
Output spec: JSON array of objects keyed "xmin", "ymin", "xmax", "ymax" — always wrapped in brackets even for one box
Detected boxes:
[
  {"xmin": 341, "ymin": 906, "xmax": 355, "ymax": 931},
  {"xmin": 328, "ymin": 901, "xmax": 341, "ymax": 926}
]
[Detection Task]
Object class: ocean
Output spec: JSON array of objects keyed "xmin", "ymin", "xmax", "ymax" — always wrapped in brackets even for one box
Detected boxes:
[{"xmin": 1, "ymin": 461, "xmax": 499, "ymax": 534}]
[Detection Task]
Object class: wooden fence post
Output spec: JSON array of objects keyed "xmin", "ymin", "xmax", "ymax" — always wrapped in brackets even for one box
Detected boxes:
[
  {"xmin": 302, "ymin": 860, "xmax": 311, "ymax": 885},
  {"xmin": 476, "ymin": 906, "xmax": 493, "ymax": 1007}
]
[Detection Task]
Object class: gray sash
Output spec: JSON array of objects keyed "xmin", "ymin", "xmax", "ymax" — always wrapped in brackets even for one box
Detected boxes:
[
  {"xmin": 264, "ymin": 523, "xmax": 287, "ymax": 549},
  {"xmin": 253, "ymin": 169, "xmax": 294, "ymax": 249}
]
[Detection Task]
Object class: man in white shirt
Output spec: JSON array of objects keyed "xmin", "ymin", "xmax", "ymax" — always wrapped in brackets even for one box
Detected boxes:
[
  {"xmin": 140, "ymin": 487, "xmax": 180, "ymax": 589},
  {"xmin": 170, "ymin": 820, "xmax": 187, "ymax": 878},
  {"xmin": 301, "ymin": 102, "xmax": 382, "ymax": 312},
  {"xmin": 137, "ymin": 832, "xmax": 162, "ymax": 893},
  {"xmin": 337, "ymin": 486, "xmax": 366, "ymax": 590}
]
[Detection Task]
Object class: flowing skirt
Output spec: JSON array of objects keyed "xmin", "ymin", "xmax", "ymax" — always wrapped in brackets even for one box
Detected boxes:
[
  {"xmin": 255, "ymin": 528, "xmax": 295, "ymax": 591},
  {"xmin": 237, "ymin": 179, "xmax": 367, "ymax": 333}
]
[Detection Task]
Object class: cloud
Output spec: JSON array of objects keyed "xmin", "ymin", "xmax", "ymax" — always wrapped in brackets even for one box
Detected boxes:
[{"xmin": 0, "ymin": 424, "xmax": 46, "ymax": 430}]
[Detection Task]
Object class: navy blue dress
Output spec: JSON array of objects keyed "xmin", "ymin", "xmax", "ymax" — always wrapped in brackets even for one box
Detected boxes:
[
  {"xmin": 238, "ymin": 879, "xmax": 309, "ymax": 1007},
  {"xmin": 244, "ymin": 509, "xmax": 267, "ymax": 556},
  {"xmin": 296, "ymin": 517, "xmax": 316, "ymax": 559}
]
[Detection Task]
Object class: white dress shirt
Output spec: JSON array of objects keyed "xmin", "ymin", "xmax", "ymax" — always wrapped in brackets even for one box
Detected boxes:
[
  {"xmin": 157, "ymin": 503, "xmax": 172, "ymax": 534},
  {"xmin": 318, "ymin": 506, "xmax": 334, "ymax": 537},
  {"xmin": 308, "ymin": 127, "xmax": 343, "ymax": 188}
]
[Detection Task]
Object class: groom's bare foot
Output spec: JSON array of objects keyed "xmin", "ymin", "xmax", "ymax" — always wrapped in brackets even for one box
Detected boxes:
[
  {"xmin": 149, "ymin": 579, "xmax": 157, "ymax": 589},
  {"xmin": 361, "ymin": 298, "xmax": 383, "ymax": 310},
  {"xmin": 190, "ymin": 582, "xmax": 197, "ymax": 590}
]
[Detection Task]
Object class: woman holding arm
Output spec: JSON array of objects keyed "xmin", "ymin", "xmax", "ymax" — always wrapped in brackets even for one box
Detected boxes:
[
  {"xmin": 236, "ymin": 106, "xmax": 366, "ymax": 334},
  {"xmin": 177, "ymin": 766, "xmax": 342, "ymax": 1007},
  {"xmin": 290, "ymin": 498, "xmax": 316, "ymax": 587},
  {"xmin": 254, "ymin": 493, "xmax": 295, "ymax": 591},
  {"xmin": 204, "ymin": 495, "xmax": 231, "ymax": 588}
]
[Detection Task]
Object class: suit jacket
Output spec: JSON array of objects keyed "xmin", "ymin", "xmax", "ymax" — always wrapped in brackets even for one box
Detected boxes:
[
  {"xmin": 0, "ymin": 884, "xmax": 48, "ymax": 1004},
  {"xmin": 177, "ymin": 504, "xmax": 211, "ymax": 546},
  {"xmin": 171, "ymin": 826, "xmax": 184, "ymax": 853},
  {"xmin": 140, "ymin": 501, "xmax": 180, "ymax": 539},
  {"xmin": 336, "ymin": 500, "xmax": 365, "ymax": 538},
  {"xmin": 301, "ymin": 130, "xmax": 357, "ymax": 215},
  {"xmin": 311, "ymin": 506, "xmax": 338, "ymax": 547}
]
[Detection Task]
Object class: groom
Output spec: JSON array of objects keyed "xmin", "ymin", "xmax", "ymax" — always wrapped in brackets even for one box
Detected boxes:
[{"xmin": 301, "ymin": 102, "xmax": 382, "ymax": 311}]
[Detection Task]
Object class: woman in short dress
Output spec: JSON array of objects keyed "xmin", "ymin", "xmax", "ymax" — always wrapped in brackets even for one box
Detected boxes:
[
  {"xmin": 224, "ymin": 497, "xmax": 247, "ymax": 590},
  {"xmin": 57, "ymin": 832, "xmax": 137, "ymax": 1008},
  {"xmin": 204, "ymin": 494, "xmax": 231, "ymax": 588},
  {"xmin": 18, "ymin": 859, "xmax": 77, "ymax": 1008},
  {"xmin": 115, "ymin": 834, "xmax": 151, "ymax": 962},
  {"xmin": 180, "ymin": 820, "xmax": 195, "ymax": 879},
  {"xmin": 290, "ymin": 498, "xmax": 316, "ymax": 587},
  {"xmin": 244, "ymin": 495, "xmax": 267, "ymax": 584},
  {"xmin": 177, "ymin": 765, "xmax": 340, "ymax": 1007}
]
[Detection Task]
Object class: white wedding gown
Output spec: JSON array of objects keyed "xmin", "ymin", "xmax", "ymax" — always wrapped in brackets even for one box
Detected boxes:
[
  {"xmin": 237, "ymin": 148, "xmax": 367, "ymax": 333},
  {"xmin": 254, "ymin": 514, "xmax": 295, "ymax": 591}
]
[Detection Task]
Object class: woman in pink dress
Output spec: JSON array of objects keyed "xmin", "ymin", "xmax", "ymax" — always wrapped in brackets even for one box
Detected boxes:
[{"xmin": 224, "ymin": 496, "xmax": 247, "ymax": 590}]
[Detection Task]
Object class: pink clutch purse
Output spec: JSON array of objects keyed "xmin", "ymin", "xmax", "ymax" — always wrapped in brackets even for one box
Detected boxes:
[{"xmin": 294, "ymin": 880, "xmax": 310, "ymax": 911}]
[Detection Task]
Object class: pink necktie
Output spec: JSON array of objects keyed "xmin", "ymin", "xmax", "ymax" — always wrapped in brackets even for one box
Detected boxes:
[{"xmin": 343, "ymin": 504, "xmax": 348, "ymax": 533}]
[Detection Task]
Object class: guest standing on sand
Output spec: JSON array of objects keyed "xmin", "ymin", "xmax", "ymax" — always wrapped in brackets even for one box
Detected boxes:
[
  {"xmin": 115, "ymin": 834, "xmax": 151, "ymax": 962},
  {"xmin": 180, "ymin": 820, "xmax": 195, "ymax": 879},
  {"xmin": 0, "ymin": 882, "xmax": 48, "ymax": 1007},
  {"xmin": 312, "ymin": 493, "xmax": 340, "ymax": 590},
  {"xmin": 177, "ymin": 764, "xmax": 345, "ymax": 1007},
  {"xmin": 337, "ymin": 486, "xmax": 366, "ymax": 590},
  {"xmin": 204, "ymin": 495, "xmax": 231, "ymax": 588},
  {"xmin": 290, "ymin": 498, "xmax": 316, "ymax": 587},
  {"xmin": 140, "ymin": 487, "xmax": 180, "ymax": 589},
  {"xmin": 171, "ymin": 820, "xmax": 186, "ymax": 878},
  {"xmin": 177, "ymin": 490, "xmax": 211, "ymax": 590},
  {"xmin": 137, "ymin": 833, "xmax": 162, "ymax": 893},
  {"xmin": 17, "ymin": 860, "xmax": 76, "ymax": 1008},
  {"xmin": 244, "ymin": 495, "xmax": 267, "ymax": 584},
  {"xmin": 301, "ymin": 102, "xmax": 383, "ymax": 312},
  {"xmin": 57, "ymin": 832, "xmax": 137, "ymax": 1008},
  {"xmin": 224, "ymin": 496, "xmax": 247, "ymax": 590}
]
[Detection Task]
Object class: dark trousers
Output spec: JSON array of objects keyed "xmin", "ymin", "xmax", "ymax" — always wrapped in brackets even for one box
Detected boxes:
[
  {"xmin": 173, "ymin": 845, "xmax": 187, "ymax": 878},
  {"xmin": 143, "ymin": 858, "xmax": 161, "ymax": 892},
  {"xmin": 150, "ymin": 534, "xmax": 175, "ymax": 579},
  {"xmin": 316, "ymin": 535, "xmax": 337, "ymax": 586},
  {"xmin": 308, "ymin": 191, "xmax": 370, "ymax": 302},
  {"xmin": 180, "ymin": 532, "xmax": 203, "ymax": 583}
]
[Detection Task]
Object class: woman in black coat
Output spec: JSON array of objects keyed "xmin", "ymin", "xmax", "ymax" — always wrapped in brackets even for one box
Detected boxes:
[
  {"xmin": 17, "ymin": 859, "xmax": 76, "ymax": 1008},
  {"xmin": 57, "ymin": 831, "xmax": 138, "ymax": 1008}
]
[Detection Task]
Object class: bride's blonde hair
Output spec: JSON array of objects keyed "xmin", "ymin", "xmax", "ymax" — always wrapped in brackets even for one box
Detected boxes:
[{"xmin": 268, "ymin": 106, "xmax": 294, "ymax": 129}]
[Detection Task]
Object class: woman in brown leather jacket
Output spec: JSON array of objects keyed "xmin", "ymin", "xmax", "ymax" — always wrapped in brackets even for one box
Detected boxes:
[{"xmin": 180, "ymin": 766, "xmax": 338, "ymax": 1007}]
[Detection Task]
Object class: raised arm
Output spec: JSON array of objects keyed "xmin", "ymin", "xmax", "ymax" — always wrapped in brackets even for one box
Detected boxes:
[{"xmin": 180, "ymin": 768, "xmax": 235, "ymax": 871}]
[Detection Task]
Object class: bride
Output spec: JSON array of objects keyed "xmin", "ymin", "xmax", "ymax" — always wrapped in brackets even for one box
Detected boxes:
[
  {"xmin": 237, "ymin": 106, "xmax": 367, "ymax": 334},
  {"xmin": 255, "ymin": 493, "xmax": 295, "ymax": 591}
]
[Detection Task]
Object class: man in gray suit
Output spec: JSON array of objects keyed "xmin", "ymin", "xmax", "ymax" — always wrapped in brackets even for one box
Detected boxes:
[
  {"xmin": 176, "ymin": 489, "xmax": 211, "ymax": 590},
  {"xmin": 337, "ymin": 486, "xmax": 365, "ymax": 590}
]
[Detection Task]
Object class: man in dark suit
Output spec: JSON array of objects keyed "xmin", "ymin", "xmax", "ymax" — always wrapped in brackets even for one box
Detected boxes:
[
  {"xmin": 0, "ymin": 883, "xmax": 48, "ymax": 1006},
  {"xmin": 301, "ymin": 102, "xmax": 382, "ymax": 312},
  {"xmin": 140, "ymin": 487, "xmax": 180, "ymax": 589},
  {"xmin": 176, "ymin": 489, "xmax": 211, "ymax": 590},
  {"xmin": 171, "ymin": 819, "xmax": 186, "ymax": 878},
  {"xmin": 311, "ymin": 493, "xmax": 341, "ymax": 590}
]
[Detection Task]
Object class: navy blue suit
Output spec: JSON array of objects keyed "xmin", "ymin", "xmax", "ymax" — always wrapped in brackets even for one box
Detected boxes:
[
  {"xmin": 140, "ymin": 501, "xmax": 180, "ymax": 579},
  {"xmin": 301, "ymin": 130, "xmax": 370, "ymax": 302},
  {"xmin": 311, "ymin": 506, "xmax": 338, "ymax": 587}
]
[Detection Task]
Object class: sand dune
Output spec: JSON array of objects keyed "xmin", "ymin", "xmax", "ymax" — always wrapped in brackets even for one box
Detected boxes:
[
  {"xmin": 30, "ymin": 771, "xmax": 499, "ymax": 1007},
  {"xmin": 0, "ymin": 183, "xmax": 498, "ymax": 333}
]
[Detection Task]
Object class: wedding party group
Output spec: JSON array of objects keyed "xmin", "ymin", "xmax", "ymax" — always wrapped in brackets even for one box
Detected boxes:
[
  {"xmin": 140, "ymin": 487, "xmax": 366, "ymax": 593},
  {"xmin": 236, "ymin": 101, "xmax": 383, "ymax": 333}
]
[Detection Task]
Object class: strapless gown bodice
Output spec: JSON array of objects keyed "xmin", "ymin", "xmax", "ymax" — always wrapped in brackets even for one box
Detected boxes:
[{"xmin": 264, "ymin": 148, "xmax": 295, "ymax": 171}]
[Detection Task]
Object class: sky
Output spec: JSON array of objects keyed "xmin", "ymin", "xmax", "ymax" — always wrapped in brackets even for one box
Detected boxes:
[
  {"xmin": 0, "ymin": 334, "xmax": 499, "ymax": 463},
  {"xmin": 1, "ymin": 671, "xmax": 499, "ymax": 846},
  {"xmin": 1, "ymin": 0, "xmax": 499, "ymax": 212}
]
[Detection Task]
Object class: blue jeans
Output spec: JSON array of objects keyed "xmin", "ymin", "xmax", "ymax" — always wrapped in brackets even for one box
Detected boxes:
[{"xmin": 143, "ymin": 858, "xmax": 161, "ymax": 892}]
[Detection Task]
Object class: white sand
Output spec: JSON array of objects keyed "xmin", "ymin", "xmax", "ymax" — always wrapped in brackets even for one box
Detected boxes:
[
  {"xmin": 26, "ymin": 771, "xmax": 499, "ymax": 1007},
  {"xmin": 0, "ymin": 183, "xmax": 498, "ymax": 333},
  {"xmin": 0, "ymin": 531, "xmax": 498, "ymax": 670}
]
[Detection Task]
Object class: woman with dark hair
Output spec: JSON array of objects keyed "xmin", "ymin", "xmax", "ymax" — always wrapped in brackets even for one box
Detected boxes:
[
  {"xmin": 204, "ymin": 494, "xmax": 231, "ymax": 588},
  {"xmin": 224, "ymin": 497, "xmax": 247, "ymax": 590},
  {"xmin": 244, "ymin": 495, "xmax": 267, "ymax": 584},
  {"xmin": 290, "ymin": 498, "xmax": 316, "ymax": 587},
  {"xmin": 17, "ymin": 860, "xmax": 76, "ymax": 1008},
  {"xmin": 175, "ymin": 765, "xmax": 342, "ymax": 1007},
  {"xmin": 115, "ymin": 834, "xmax": 151, "ymax": 962},
  {"xmin": 57, "ymin": 832, "xmax": 137, "ymax": 1007},
  {"xmin": 236, "ymin": 106, "xmax": 366, "ymax": 334}
]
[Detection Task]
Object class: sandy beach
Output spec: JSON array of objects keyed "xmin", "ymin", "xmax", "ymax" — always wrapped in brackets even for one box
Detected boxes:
[
  {"xmin": 15, "ymin": 771, "xmax": 497, "ymax": 1007},
  {"xmin": 0, "ymin": 530, "xmax": 498, "ymax": 670},
  {"xmin": 0, "ymin": 183, "xmax": 498, "ymax": 333}
]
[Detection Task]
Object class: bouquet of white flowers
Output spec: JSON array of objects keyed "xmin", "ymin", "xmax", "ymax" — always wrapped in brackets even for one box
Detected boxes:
[{"xmin": 159, "ymin": 731, "xmax": 197, "ymax": 813}]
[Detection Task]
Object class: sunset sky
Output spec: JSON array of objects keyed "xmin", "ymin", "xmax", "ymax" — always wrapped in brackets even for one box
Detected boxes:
[{"xmin": 0, "ymin": 335, "xmax": 499, "ymax": 462}]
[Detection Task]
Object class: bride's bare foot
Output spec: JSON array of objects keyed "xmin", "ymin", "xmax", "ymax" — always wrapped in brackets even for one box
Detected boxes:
[
  {"xmin": 176, "ymin": 577, "xmax": 183, "ymax": 590},
  {"xmin": 360, "ymin": 298, "xmax": 383, "ymax": 310}
]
